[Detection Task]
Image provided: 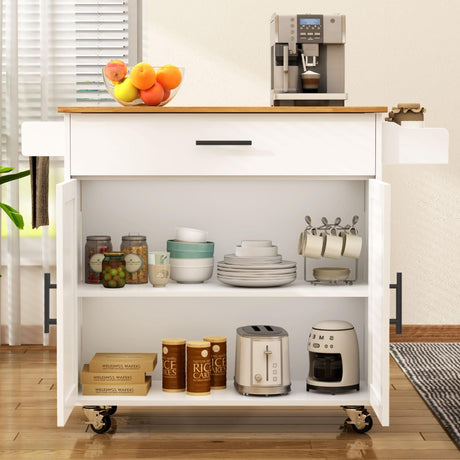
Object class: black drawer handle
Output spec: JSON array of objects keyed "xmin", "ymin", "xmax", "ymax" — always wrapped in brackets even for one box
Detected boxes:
[{"xmin": 195, "ymin": 140, "xmax": 252, "ymax": 146}]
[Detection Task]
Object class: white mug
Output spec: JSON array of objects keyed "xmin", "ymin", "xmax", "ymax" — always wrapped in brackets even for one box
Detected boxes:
[
  {"xmin": 341, "ymin": 227, "xmax": 362, "ymax": 258},
  {"xmin": 322, "ymin": 228, "xmax": 342, "ymax": 259},
  {"xmin": 302, "ymin": 228, "xmax": 323, "ymax": 259}
]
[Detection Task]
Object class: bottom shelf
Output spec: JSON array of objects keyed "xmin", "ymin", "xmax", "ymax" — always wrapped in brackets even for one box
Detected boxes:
[{"xmin": 77, "ymin": 380, "xmax": 370, "ymax": 407}]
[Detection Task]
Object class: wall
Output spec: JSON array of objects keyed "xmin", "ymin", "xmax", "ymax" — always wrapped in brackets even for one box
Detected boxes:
[{"xmin": 143, "ymin": 0, "xmax": 459, "ymax": 324}]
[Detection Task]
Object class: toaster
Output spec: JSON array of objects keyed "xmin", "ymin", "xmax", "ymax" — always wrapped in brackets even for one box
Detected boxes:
[{"xmin": 234, "ymin": 325, "xmax": 291, "ymax": 396}]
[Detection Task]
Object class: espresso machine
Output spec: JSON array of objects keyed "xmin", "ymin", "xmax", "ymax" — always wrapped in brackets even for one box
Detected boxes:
[
  {"xmin": 306, "ymin": 320, "xmax": 359, "ymax": 393},
  {"xmin": 270, "ymin": 13, "xmax": 346, "ymax": 106}
]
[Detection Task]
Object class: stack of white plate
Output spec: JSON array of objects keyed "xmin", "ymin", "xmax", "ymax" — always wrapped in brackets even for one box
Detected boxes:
[{"xmin": 217, "ymin": 240, "xmax": 296, "ymax": 287}]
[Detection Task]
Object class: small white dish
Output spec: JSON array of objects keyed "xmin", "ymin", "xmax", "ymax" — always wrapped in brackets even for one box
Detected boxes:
[
  {"xmin": 175, "ymin": 227, "xmax": 208, "ymax": 243},
  {"xmin": 218, "ymin": 260, "xmax": 296, "ymax": 270},
  {"xmin": 240, "ymin": 240, "xmax": 272, "ymax": 248},
  {"xmin": 234, "ymin": 245, "xmax": 278, "ymax": 257},
  {"xmin": 224, "ymin": 254, "xmax": 282, "ymax": 265},
  {"xmin": 217, "ymin": 267, "xmax": 296, "ymax": 275}
]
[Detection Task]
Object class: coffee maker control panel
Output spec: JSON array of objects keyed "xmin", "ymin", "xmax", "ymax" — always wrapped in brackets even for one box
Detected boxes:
[
  {"xmin": 297, "ymin": 15, "xmax": 323, "ymax": 43},
  {"xmin": 308, "ymin": 332, "xmax": 336, "ymax": 350}
]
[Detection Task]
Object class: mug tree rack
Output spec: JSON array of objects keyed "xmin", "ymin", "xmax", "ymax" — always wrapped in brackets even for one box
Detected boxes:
[{"xmin": 302, "ymin": 215, "xmax": 360, "ymax": 285}]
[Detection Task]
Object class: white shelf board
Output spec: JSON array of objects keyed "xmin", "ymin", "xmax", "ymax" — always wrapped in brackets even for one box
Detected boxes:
[
  {"xmin": 77, "ymin": 280, "xmax": 369, "ymax": 298},
  {"xmin": 77, "ymin": 380, "xmax": 369, "ymax": 407}
]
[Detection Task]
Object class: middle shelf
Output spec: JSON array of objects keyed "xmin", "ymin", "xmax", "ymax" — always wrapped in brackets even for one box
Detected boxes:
[{"xmin": 77, "ymin": 280, "xmax": 369, "ymax": 298}]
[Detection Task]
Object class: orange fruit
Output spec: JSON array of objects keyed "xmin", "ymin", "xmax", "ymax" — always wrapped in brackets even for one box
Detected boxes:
[
  {"xmin": 130, "ymin": 62, "xmax": 156, "ymax": 90},
  {"xmin": 156, "ymin": 65, "xmax": 182, "ymax": 90},
  {"xmin": 140, "ymin": 82, "xmax": 165, "ymax": 106}
]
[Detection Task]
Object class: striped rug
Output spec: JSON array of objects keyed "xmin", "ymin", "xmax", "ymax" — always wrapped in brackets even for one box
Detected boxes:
[{"xmin": 390, "ymin": 342, "xmax": 460, "ymax": 448}]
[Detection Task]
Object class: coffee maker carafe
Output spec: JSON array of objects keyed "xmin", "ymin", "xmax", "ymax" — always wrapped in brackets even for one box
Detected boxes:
[
  {"xmin": 307, "ymin": 320, "xmax": 359, "ymax": 392},
  {"xmin": 270, "ymin": 13, "xmax": 346, "ymax": 106}
]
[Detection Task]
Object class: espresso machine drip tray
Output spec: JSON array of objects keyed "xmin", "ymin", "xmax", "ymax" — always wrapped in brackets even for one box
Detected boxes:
[
  {"xmin": 272, "ymin": 92, "xmax": 348, "ymax": 101},
  {"xmin": 271, "ymin": 91, "xmax": 348, "ymax": 107}
]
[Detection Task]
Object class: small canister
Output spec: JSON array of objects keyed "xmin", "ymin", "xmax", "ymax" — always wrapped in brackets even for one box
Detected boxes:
[
  {"xmin": 120, "ymin": 235, "xmax": 148, "ymax": 284},
  {"xmin": 203, "ymin": 336, "xmax": 227, "ymax": 389},
  {"xmin": 85, "ymin": 236, "xmax": 112, "ymax": 283},
  {"xmin": 162, "ymin": 338, "xmax": 186, "ymax": 392},
  {"xmin": 186, "ymin": 341, "xmax": 211, "ymax": 396},
  {"xmin": 101, "ymin": 252, "xmax": 126, "ymax": 288}
]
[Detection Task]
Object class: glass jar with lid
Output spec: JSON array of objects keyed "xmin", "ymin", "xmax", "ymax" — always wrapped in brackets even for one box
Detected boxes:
[
  {"xmin": 85, "ymin": 235, "xmax": 112, "ymax": 284},
  {"xmin": 101, "ymin": 252, "xmax": 126, "ymax": 288},
  {"xmin": 120, "ymin": 235, "xmax": 148, "ymax": 284}
]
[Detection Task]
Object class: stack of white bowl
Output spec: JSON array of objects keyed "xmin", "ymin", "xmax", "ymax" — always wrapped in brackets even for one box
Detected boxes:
[
  {"xmin": 168, "ymin": 227, "xmax": 214, "ymax": 284},
  {"xmin": 217, "ymin": 240, "xmax": 296, "ymax": 287}
]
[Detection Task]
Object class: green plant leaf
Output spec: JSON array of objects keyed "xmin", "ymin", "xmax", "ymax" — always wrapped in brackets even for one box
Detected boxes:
[
  {"xmin": 0, "ymin": 203, "xmax": 25, "ymax": 229},
  {"xmin": 0, "ymin": 169, "xmax": 30, "ymax": 185},
  {"xmin": 0, "ymin": 166, "xmax": 15, "ymax": 174}
]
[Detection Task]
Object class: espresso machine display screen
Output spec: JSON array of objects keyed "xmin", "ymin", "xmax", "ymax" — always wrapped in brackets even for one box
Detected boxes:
[
  {"xmin": 270, "ymin": 13, "xmax": 346, "ymax": 106},
  {"xmin": 300, "ymin": 19, "xmax": 321, "ymax": 25}
]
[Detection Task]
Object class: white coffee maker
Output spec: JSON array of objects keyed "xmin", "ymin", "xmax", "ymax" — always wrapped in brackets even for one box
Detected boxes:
[{"xmin": 306, "ymin": 320, "xmax": 359, "ymax": 392}]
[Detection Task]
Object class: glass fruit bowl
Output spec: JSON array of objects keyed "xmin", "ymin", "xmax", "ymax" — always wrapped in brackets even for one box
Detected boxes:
[{"xmin": 102, "ymin": 66, "xmax": 185, "ymax": 107}]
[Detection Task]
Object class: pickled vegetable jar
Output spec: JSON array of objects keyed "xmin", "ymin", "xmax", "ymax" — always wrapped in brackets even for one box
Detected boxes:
[
  {"xmin": 120, "ymin": 235, "xmax": 148, "ymax": 284},
  {"xmin": 85, "ymin": 235, "xmax": 112, "ymax": 284},
  {"xmin": 101, "ymin": 252, "xmax": 126, "ymax": 288}
]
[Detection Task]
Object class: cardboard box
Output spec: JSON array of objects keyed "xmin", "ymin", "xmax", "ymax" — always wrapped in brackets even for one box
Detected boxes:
[
  {"xmin": 82, "ymin": 375, "xmax": 151, "ymax": 396},
  {"xmin": 89, "ymin": 353, "xmax": 157, "ymax": 373},
  {"xmin": 80, "ymin": 364, "xmax": 146, "ymax": 384}
]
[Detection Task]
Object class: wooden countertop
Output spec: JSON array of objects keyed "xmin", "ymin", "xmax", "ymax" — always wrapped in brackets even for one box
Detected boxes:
[{"xmin": 58, "ymin": 106, "xmax": 387, "ymax": 114}]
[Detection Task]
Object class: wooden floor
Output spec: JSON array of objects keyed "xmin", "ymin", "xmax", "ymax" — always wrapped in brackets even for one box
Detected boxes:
[{"xmin": 0, "ymin": 346, "xmax": 459, "ymax": 459}]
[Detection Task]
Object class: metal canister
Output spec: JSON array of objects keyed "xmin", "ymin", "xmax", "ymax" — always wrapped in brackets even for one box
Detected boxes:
[
  {"xmin": 162, "ymin": 338, "xmax": 186, "ymax": 392},
  {"xmin": 85, "ymin": 236, "xmax": 112, "ymax": 283},
  {"xmin": 186, "ymin": 341, "xmax": 211, "ymax": 396},
  {"xmin": 203, "ymin": 336, "xmax": 227, "ymax": 389}
]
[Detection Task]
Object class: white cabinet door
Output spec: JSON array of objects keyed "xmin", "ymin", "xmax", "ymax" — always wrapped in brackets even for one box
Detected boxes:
[
  {"xmin": 368, "ymin": 179, "xmax": 391, "ymax": 426},
  {"xmin": 70, "ymin": 113, "xmax": 376, "ymax": 177},
  {"xmin": 56, "ymin": 179, "xmax": 80, "ymax": 426}
]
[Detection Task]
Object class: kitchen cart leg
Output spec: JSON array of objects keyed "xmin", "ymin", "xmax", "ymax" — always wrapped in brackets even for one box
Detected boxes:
[
  {"xmin": 341, "ymin": 405, "xmax": 373, "ymax": 433},
  {"xmin": 83, "ymin": 406, "xmax": 116, "ymax": 434}
]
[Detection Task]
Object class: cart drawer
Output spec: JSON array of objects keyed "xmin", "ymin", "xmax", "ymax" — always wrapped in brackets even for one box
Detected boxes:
[{"xmin": 70, "ymin": 113, "xmax": 376, "ymax": 176}]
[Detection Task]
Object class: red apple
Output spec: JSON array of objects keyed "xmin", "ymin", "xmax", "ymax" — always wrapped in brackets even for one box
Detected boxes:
[
  {"xmin": 140, "ymin": 82, "xmax": 165, "ymax": 106},
  {"xmin": 104, "ymin": 60, "xmax": 127, "ymax": 82},
  {"xmin": 162, "ymin": 89, "xmax": 171, "ymax": 102}
]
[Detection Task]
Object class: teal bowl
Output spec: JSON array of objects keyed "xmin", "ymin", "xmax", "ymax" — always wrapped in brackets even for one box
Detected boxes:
[
  {"xmin": 169, "ymin": 251, "xmax": 214, "ymax": 259},
  {"xmin": 167, "ymin": 239, "xmax": 214, "ymax": 254},
  {"xmin": 167, "ymin": 240, "xmax": 214, "ymax": 259}
]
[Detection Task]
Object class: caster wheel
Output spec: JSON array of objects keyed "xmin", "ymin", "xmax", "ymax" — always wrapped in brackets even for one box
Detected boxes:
[
  {"xmin": 106, "ymin": 406, "xmax": 117, "ymax": 416},
  {"xmin": 351, "ymin": 413, "xmax": 373, "ymax": 433},
  {"xmin": 90, "ymin": 415, "xmax": 111, "ymax": 434}
]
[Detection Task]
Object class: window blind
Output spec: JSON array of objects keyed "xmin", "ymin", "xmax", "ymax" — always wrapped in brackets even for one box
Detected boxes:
[{"xmin": 1, "ymin": 0, "xmax": 139, "ymax": 156}]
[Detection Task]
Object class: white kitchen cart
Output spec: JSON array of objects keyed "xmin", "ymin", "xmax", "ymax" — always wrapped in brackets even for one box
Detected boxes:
[{"xmin": 55, "ymin": 106, "xmax": 448, "ymax": 434}]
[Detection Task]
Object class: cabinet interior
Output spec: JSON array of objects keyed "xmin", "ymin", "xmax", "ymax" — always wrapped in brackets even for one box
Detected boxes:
[
  {"xmin": 80, "ymin": 178, "xmax": 369, "ymax": 283},
  {"xmin": 77, "ymin": 177, "xmax": 370, "ymax": 386}
]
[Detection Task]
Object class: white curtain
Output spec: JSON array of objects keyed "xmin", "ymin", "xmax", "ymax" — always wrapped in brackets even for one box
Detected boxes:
[{"xmin": 1, "ymin": 0, "xmax": 140, "ymax": 345}]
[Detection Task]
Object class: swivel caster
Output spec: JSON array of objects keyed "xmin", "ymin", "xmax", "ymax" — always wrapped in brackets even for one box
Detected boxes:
[
  {"xmin": 106, "ymin": 405, "xmax": 117, "ymax": 416},
  {"xmin": 342, "ymin": 405, "xmax": 373, "ymax": 433},
  {"xmin": 83, "ymin": 405, "xmax": 115, "ymax": 434}
]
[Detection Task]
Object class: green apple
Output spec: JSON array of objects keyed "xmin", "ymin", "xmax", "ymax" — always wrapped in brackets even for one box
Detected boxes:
[{"xmin": 113, "ymin": 77, "xmax": 139, "ymax": 102}]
